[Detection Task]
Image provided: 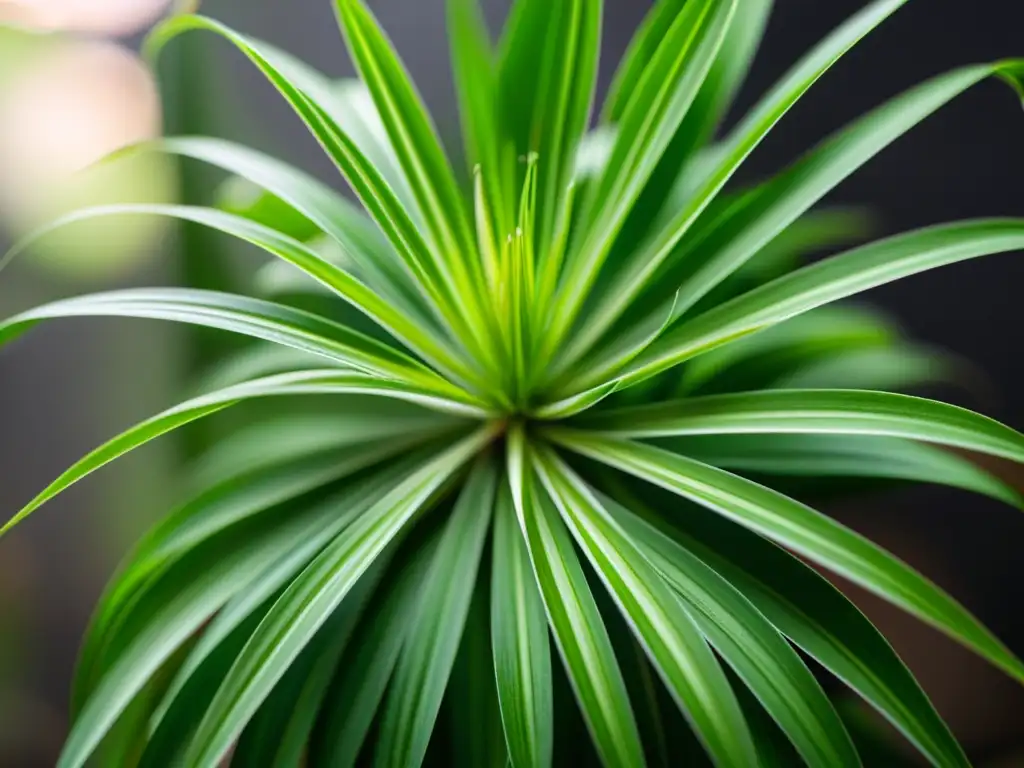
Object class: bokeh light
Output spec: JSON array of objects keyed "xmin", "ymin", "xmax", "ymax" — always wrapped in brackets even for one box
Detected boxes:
[
  {"xmin": 0, "ymin": 37, "xmax": 176, "ymax": 280},
  {"xmin": 0, "ymin": 0, "xmax": 174, "ymax": 36}
]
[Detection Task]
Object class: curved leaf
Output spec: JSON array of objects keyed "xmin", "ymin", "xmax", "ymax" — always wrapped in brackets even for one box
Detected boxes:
[
  {"xmin": 1, "ymin": 370, "xmax": 487, "ymax": 537},
  {"xmin": 605, "ymin": 495, "xmax": 860, "ymax": 767},
  {"xmin": 57, "ymin": 482, "xmax": 383, "ymax": 768},
  {"xmin": 334, "ymin": 0, "xmax": 477, "ymax": 285},
  {"xmin": 613, "ymin": 489, "xmax": 968, "ymax": 768},
  {"xmin": 151, "ymin": 135, "xmax": 423, "ymax": 317},
  {"xmin": 505, "ymin": 427, "xmax": 645, "ymax": 766},
  {"xmin": 663, "ymin": 61, "xmax": 1024, "ymax": 323},
  {"xmin": 620, "ymin": 219, "xmax": 1024, "ymax": 389},
  {"xmin": 677, "ymin": 305, "xmax": 895, "ymax": 395},
  {"xmin": 0, "ymin": 283, "xmax": 445, "ymax": 391},
  {"xmin": 187, "ymin": 405, "xmax": 458, "ymax": 489},
  {"xmin": 772, "ymin": 346, "xmax": 954, "ymax": 392},
  {"xmin": 491, "ymin": 478, "xmax": 553, "ymax": 768},
  {"xmin": 554, "ymin": 0, "xmax": 911, "ymax": 374},
  {"xmin": 184, "ymin": 427, "xmax": 494, "ymax": 766},
  {"xmin": 579, "ymin": 389, "xmax": 1024, "ymax": 467},
  {"xmin": 3, "ymin": 202, "xmax": 479, "ymax": 391},
  {"xmin": 142, "ymin": 459, "xmax": 425, "ymax": 736},
  {"xmin": 75, "ymin": 448, "xmax": 410, "ymax": 709},
  {"xmin": 544, "ymin": 0, "xmax": 736, "ymax": 356},
  {"xmin": 375, "ymin": 459, "xmax": 496, "ymax": 767},
  {"xmin": 661, "ymin": 433, "xmax": 1021, "ymax": 508},
  {"xmin": 146, "ymin": 15, "xmax": 476, "ymax": 348},
  {"xmin": 535, "ymin": 449, "xmax": 759, "ymax": 767},
  {"xmin": 311, "ymin": 539, "xmax": 438, "ymax": 768},
  {"xmin": 553, "ymin": 431, "xmax": 1024, "ymax": 685}
]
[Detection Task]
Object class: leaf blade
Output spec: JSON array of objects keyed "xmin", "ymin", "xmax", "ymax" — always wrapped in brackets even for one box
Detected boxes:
[
  {"xmin": 1, "ymin": 370, "xmax": 486, "ymax": 537},
  {"xmin": 185, "ymin": 427, "xmax": 496, "ymax": 766},
  {"xmin": 551, "ymin": 432, "xmax": 1024, "ymax": 686},
  {"xmin": 505, "ymin": 427, "xmax": 645, "ymax": 766},
  {"xmin": 579, "ymin": 389, "xmax": 1024, "ymax": 467},
  {"xmin": 534, "ymin": 448, "xmax": 759, "ymax": 767},
  {"xmin": 604, "ymin": 495, "xmax": 860, "ymax": 768},
  {"xmin": 375, "ymin": 459, "xmax": 498, "ymax": 767},
  {"xmin": 491, "ymin": 477, "xmax": 553, "ymax": 768}
]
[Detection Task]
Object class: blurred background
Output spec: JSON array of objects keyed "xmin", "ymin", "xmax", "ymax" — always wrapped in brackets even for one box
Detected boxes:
[{"xmin": 0, "ymin": 0, "xmax": 1022, "ymax": 764}]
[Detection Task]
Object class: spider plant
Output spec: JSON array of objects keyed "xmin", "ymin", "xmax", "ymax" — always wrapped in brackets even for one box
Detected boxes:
[{"xmin": 2, "ymin": 0, "xmax": 1024, "ymax": 765}]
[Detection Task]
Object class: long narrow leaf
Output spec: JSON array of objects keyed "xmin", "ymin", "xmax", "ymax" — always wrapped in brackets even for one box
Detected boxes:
[
  {"xmin": 605, "ymin": 495, "xmax": 860, "ymax": 768},
  {"xmin": 311, "ymin": 539, "xmax": 439, "ymax": 767},
  {"xmin": 544, "ymin": 0, "xmax": 736, "ymax": 357},
  {"xmin": 137, "ymin": 136, "xmax": 427, "ymax": 318},
  {"xmin": 334, "ymin": 0, "xmax": 477, "ymax": 287},
  {"xmin": 505, "ymin": 427, "xmax": 645, "ymax": 766},
  {"xmin": 578, "ymin": 389, "xmax": 1024, "ymax": 467},
  {"xmin": 3, "ymin": 201, "xmax": 482, "ymax": 392},
  {"xmin": 566, "ymin": 60, "xmax": 1024, "ymax": 384},
  {"xmin": 146, "ymin": 15, "xmax": 477, "ymax": 348},
  {"xmin": 184, "ymin": 426, "xmax": 496, "ymax": 766},
  {"xmin": 661, "ymin": 433, "xmax": 1021, "ymax": 508},
  {"xmin": 551, "ymin": 432, "xmax": 1024, "ymax": 684},
  {"xmin": 375, "ymin": 459, "xmax": 497, "ymax": 767},
  {"xmin": 604, "ymin": 219, "xmax": 1024, "ymax": 393},
  {"xmin": 0, "ymin": 283, "xmax": 447, "ymax": 392},
  {"xmin": 57, "ymin": 483, "xmax": 383, "ymax": 768},
  {"xmin": 491, "ymin": 478, "xmax": 553, "ymax": 768},
  {"xmin": 611, "ymin": 488, "xmax": 968, "ymax": 768},
  {"xmin": 551, "ymin": 0, "xmax": 911, "ymax": 375},
  {"xmin": 1, "ymin": 370, "xmax": 487, "ymax": 537},
  {"xmin": 534, "ymin": 448, "xmax": 759, "ymax": 766}
]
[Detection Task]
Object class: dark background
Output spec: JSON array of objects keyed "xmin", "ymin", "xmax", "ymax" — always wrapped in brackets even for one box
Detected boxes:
[{"xmin": 1, "ymin": 0, "xmax": 1023, "ymax": 763}]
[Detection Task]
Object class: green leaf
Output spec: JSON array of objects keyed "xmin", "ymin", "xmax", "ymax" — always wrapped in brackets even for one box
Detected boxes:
[
  {"xmin": 144, "ymin": 459, "xmax": 422, "ymax": 737},
  {"xmin": 1, "ymin": 370, "xmax": 486, "ymax": 537},
  {"xmin": 3, "ymin": 201, "xmax": 478, "ymax": 392},
  {"xmin": 551, "ymin": 432, "xmax": 1024, "ymax": 686},
  {"xmin": 191, "ymin": 344, "xmax": 339, "ymax": 394},
  {"xmin": 505, "ymin": 427, "xmax": 645, "ymax": 766},
  {"xmin": 660, "ymin": 433, "xmax": 1022, "ymax": 508},
  {"xmin": 320, "ymin": 77, "xmax": 414, "ymax": 210},
  {"xmin": 544, "ymin": 0, "xmax": 736, "ymax": 356},
  {"xmin": 450, "ymin": 577, "xmax": 508, "ymax": 768},
  {"xmin": 138, "ymin": 609, "xmax": 262, "ymax": 767},
  {"xmin": 551, "ymin": 0, "xmax": 910, "ymax": 375},
  {"xmin": 146, "ymin": 15, "xmax": 477, "ymax": 350},
  {"xmin": 375, "ymin": 459, "xmax": 497, "ymax": 767},
  {"xmin": 608, "ymin": 488, "xmax": 967, "ymax": 768},
  {"xmin": 677, "ymin": 305, "xmax": 894, "ymax": 395},
  {"xmin": 497, "ymin": 0, "xmax": 601, "ymax": 245},
  {"xmin": 311, "ymin": 539, "xmax": 439, "ymax": 768},
  {"xmin": 604, "ymin": 0, "xmax": 773, "ymax": 268},
  {"xmin": 532, "ymin": 380, "xmax": 620, "ymax": 421},
  {"xmin": 162, "ymin": 135, "xmax": 426, "ymax": 317},
  {"xmin": 237, "ymin": 556, "xmax": 385, "ymax": 768},
  {"xmin": 667, "ymin": 63, "xmax": 1024, "ymax": 322},
  {"xmin": 578, "ymin": 389, "xmax": 1024, "ymax": 467},
  {"xmin": 605, "ymin": 495, "xmax": 860, "ymax": 768},
  {"xmin": 491, "ymin": 477, "xmax": 553, "ymax": 768},
  {"xmin": 334, "ymin": 0, "xmax": 477, "ymax": 288},
  {"xmin": 56, "ymin": 483, "xmax": 380, "ymax": 768},
  {"xmin": 570, "ymin": 60, "xmax": 1024, "ymax": 387},
  {"xmin": 619, "ymin": 219, "xmax": 1024, "ymax": 390},
  {"xmin": 448, "ymin": 0, "xmax": 508, "ymax": 241},
  {"xmin": 0, "ymin": 283, "xmax": 446, "ymax": 392},
  {"xmin": 186, "ymin": 405, "xmax": 458, "ymax": 489},
  {"xmin": 772, "ymin": 346, "xmax": 954, "ymax": 392},
  {"xmin": 75, "ymin": 448, "xmax": 413, "ymax": 710},
  {"xmin": 184, "ymin": 427, "xmax": 495, "ymax": 766},
  {"xmin": 534, "ymin": 448, "xmax": 758, "ymax": 766}
]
